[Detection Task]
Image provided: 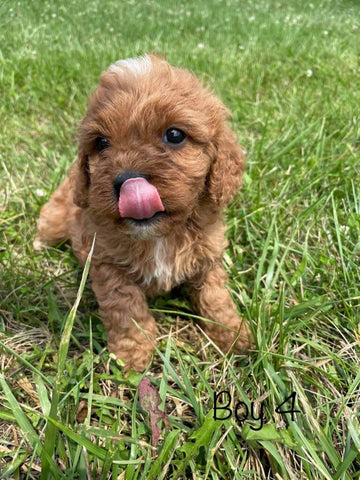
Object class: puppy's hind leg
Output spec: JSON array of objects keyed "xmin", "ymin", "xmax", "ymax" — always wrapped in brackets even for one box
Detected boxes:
[{"xmin": 34, "ymin": 178, "xmax": 77, "ymax": 250}]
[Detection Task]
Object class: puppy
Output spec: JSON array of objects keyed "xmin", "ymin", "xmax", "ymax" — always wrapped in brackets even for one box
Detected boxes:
[{"xmin": 34, "ymin": 54, "xmax": 252, "ymax": 371}]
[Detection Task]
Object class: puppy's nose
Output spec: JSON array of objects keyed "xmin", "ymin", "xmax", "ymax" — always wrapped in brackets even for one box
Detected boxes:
[{"xmin": 113, "ymin": 171, "xmax": 146, "ymax": 198}]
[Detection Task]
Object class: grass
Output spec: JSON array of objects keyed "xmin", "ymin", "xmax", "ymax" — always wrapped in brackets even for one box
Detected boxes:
[{"xmin": 1, "ymin": 0, "xmax": 360, "ymax": 478}]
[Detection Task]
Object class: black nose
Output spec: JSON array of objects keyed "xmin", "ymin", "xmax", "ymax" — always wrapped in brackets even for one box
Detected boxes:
[{"xmin": 113, "ymin": 171, "xmax": 147, "ymax": 198}]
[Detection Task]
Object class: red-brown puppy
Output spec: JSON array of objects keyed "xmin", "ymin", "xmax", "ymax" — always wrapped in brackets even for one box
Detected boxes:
[{"xmin": 35, "ymin": 54, "xmax": 252, "ymax": 371}]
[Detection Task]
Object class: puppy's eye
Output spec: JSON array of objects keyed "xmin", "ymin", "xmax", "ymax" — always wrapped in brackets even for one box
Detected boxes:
[
  {"xmin": 95, "ymin": 136, "xmax": 110, "ymax": 152},
  {"xmin": 163, "ymin": 128, "xmax": 187, "ymax": 146}
]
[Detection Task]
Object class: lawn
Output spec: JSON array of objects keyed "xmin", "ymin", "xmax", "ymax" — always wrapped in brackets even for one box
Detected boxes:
[{"xmin": 1, "ymin": 0, "xmax": 360, "ymax": 478}]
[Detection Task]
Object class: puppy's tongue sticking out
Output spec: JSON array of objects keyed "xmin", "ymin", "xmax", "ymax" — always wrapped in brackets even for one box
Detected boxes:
[{"xmin": 118, "ymin": 177, "xmax": 165, "ymax": 220}]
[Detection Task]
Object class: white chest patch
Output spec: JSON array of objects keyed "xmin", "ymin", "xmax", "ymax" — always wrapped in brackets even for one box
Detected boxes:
[
  {"xmin": 142, "ymin": 238, "xmax": 175, "ymax": 289},
  {"xmin": 153, "ymin": 238, "xmax": 173, "ymax": 284}
]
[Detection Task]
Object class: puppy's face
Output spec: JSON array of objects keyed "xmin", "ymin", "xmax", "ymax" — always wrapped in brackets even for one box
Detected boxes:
[{"xmin": 72, "ymin": 55, "xmax": 245, "ymax": 237}]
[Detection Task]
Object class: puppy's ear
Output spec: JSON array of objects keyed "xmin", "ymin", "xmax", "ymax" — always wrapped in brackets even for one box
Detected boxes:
[
  {"xmin": 207, "ymin": 125, "xmax": 246, "ymax": 207},
  {"xmin": 69, "ymin": 149, "xmax": 89, "ymax": 208}
]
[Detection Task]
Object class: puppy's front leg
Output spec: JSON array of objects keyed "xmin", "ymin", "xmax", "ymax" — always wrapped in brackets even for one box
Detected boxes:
[
  {"xmin": 90, "ymin": 264, "xmax": 158, "ymax": 371},
  {"xmin": 189, "ymin": 263, "xmax": 253, "ymax": 354}
]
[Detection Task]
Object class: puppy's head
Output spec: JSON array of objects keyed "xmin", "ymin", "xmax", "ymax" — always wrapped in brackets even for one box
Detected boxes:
[{"xmin": 70, "ymin": 54, "xmax": 245, "ymax": 237}]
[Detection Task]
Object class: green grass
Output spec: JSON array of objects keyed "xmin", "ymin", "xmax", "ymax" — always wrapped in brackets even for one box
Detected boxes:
[{"xmin": 1, "ymin": 0, "xmax": 360, "ymax": 478}]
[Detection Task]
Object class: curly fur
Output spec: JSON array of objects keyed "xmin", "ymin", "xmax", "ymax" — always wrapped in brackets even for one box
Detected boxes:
[{"xmin": 34, "ymin": 54, "xmax": 253, "ymax": 371}]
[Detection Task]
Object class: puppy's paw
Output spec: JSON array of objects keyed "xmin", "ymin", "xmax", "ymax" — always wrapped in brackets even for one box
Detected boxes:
[
  {"xmin": 205, "ymin": 317, "xmax": 254, "ymax": 355},
  {"xmin": 115, "ymin": 348, "xmax": 154, "ymax": 372},
  {"xmin": 232, "ymin": 321, "xmax": 254, "ymax": 353},
  {"xmin": 109, "ymin": 338, "xmax": 155, "ymax": 372},
  {"xmin": 33, "ymin": 237, "xmax": 48, "ymax": 251}
]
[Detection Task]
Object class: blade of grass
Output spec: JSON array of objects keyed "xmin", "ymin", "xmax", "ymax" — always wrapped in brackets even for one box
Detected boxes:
[
  {"xmin": 333, "ymin": 445, "xmax": 359, "ymax": 480},
  {"xmin": 1, "ymin": 451, "xmax": 31, "ymax": 479},
  {"xmin": 71, "ymin": 316, "xmax": 95, "ymax": 476},
  {"xmin": 45, "ymin": 417, "xmax": 108, "ymax": 461},
  {"xmin": 0, "ymin": 373, "xmax": 60, "ymax": 478},
  {"xmin": 40, "ymin": 235, "xmax": 95, "ymax": 480},
  {"xmin": 125, "ymin": 380, "xmax": 141, "ymax": 480},
  {"xmin": 146, "ymin": 430, "xmax": 181, "ymax": 480},
  {"xmin": 0, "ymin": 341, "xmax": 52, "ymax": 385},
  {"xmin": 269, "ymin": 122, "xmax": 318, "ymax": 162},
  {"xmin": 332, "ymin": 193, "xmax": 350, "ymax": 285},
  {"xmin": 158, "ymin": 331, "xmax": 172, "ymax": 412},
  {"xmin": 174, "ymin": 350, "xmax": 201, "ymax": 419},
  {"xmin": 34, "ymin": 374, "xmax": 51, "ymax": 417}
]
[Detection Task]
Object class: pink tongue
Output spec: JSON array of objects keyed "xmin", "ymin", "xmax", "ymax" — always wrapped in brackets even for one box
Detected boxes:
[{"xmin": 118, "ymin": 177, "xmax": 165, "ymax": 220}]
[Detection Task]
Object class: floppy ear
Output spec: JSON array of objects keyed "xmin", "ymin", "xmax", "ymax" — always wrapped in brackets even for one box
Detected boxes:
[
  {"xmin": 69, "ymin": 149, "xmax": 89, "ymax": 208},
  {"xmin": 207, "ymin": 125, "xmax": 246, "ymax": 207}
]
